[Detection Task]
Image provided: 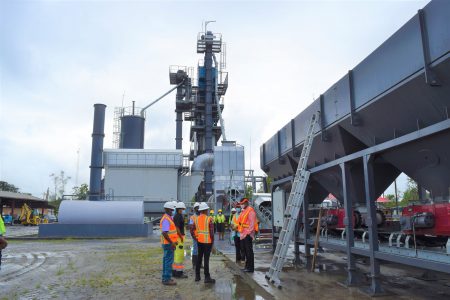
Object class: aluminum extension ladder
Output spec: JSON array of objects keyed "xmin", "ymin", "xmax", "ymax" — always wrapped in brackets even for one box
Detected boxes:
[{"xmin": 265, "ymin": 112, "xmax": 318, "ymax": 288}]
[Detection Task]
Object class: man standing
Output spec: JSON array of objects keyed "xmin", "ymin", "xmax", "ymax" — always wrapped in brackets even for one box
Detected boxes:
[
  {"xmin": 237, "ymin": 198, "xmax": 256, "ymax": 273},
  {"xmin": 216, "ymin": 209, "xmax": 225, "ymax": 240},
  {"xmin": 210, "ymin": 210, "xmax": 217, "ymax": 233},
  {"xmin": 172, "ymin": 202, "xmax": 188, "ymax": 278},
  {"xmin": 193, "ymin": 203, "xmax": 215, "ymax": 284},
  {"xmin": 189, "ymin": 202, "xmax": 200, "ymax": 269},
  {"xmin": 229, "ymin": 208, "xmax": 245, "ymax": 263},
  {"xmin": 160, "ymin": 201, "xmax": 178, "ymax": 286},
  {"xmin": 0, "ymin": 215, "xmax": 7, "ymax": 270}
]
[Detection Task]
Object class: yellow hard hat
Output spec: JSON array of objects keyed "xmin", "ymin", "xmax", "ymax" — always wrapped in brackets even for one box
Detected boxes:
[
  {"xmin": 218, "ymin": 209, "xmax": 222, "ymax": 212},
  {"xmin": 210, "ymin": 210, "xmax": 214, "ymax": 214}
]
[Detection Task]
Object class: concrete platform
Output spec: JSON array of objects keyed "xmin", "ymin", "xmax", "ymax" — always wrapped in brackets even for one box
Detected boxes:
[{"xmin": 38, "ymin": 223, "xmax": 152, "ymax": 238}]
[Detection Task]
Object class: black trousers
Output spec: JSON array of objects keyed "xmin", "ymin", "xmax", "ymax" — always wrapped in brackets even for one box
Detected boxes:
[
  {"xmin": 233, "ymin": 236, "xmax": 245, "ymax": 261},
  {"xmin": 242, "ymin": 235, "xmax": 254, "ymax": 271},
  {"xmin": 0, "ymin": 249, "xmax": 2, "ymax": 267},
  {"xmin": 196, "ymin": 242, "xmax": 212, "ymax": 278}
]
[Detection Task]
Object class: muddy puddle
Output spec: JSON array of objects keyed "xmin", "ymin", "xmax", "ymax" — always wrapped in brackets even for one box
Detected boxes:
[{"xmin": 214, "ymin": 274, "xmax": 266, "ymax": 300}]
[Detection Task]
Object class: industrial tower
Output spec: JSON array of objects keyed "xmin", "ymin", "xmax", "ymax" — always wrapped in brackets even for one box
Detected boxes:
[{"xmin": 170, "ymin": 29, "xmax": 228, "ymax": 201}]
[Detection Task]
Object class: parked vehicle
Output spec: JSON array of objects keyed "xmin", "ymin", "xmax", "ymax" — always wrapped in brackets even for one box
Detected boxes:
[
  {"xmin": 43, "ymin": 214, "xmax": 58, "ymax": 223},
  {"xmin": 2, "ymin": 214, "xmax": 13, "ymax": 225}
]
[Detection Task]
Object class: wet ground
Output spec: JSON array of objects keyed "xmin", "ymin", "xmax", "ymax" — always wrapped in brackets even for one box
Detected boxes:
[
  {"xmin": 1, "ymin": 231, "xmax": 269, "ymax": 300},
  {"xmin": 3, "ymin": 225, "xmax": 39, "ymax": 237},
  {"xmin": 214, "ymin": 234, "xmax": 450, "ymax": 300},
  {"xmin": 2, "ymin": 227, "xmax": 449, "ymax": 299}
]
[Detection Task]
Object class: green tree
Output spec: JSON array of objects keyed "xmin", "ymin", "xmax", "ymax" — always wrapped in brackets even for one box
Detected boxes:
[
  {"xmin": 0, "ymin": 181, "xmax": 19, "ymax": 192},
  {"xmin": 244, "ymin": 184, "xmax": 254, "ymax": 199},
  {"xmin": 385, "ymin": 194, "xmax": 395, "ymax": 201},
  {"xmin": 257, "ymin": 176, "xmax": 272, "ymax": 193},
  {"xmin": 73, "ymin": 183, "xmax": 89, "ymax": 200},
  {"xmin": 402, "ymin": 177, "xmax": 418, "ymax": 202}
]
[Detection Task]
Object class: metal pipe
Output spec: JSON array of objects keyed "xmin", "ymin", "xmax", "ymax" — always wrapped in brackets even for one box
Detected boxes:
[
  {"xmin": 140, "ymin": 81, "xmax": 184, "ymax": 117},
  {"xmin": 89, "ymin": 103, "xmax": 106, "ymax": 201},
  {"xmin": 212, "ymin": 53, "xmax": 227, "ymax": 141},
  {"xmin": 191, "ymin": 153, "xmax": 214, "ymax": 172}
]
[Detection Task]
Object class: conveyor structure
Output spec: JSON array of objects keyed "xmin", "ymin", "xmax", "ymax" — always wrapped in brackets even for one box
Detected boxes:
[{"xmin": 260, "ymin": 0, "xmax": 450, "ymax": 295}]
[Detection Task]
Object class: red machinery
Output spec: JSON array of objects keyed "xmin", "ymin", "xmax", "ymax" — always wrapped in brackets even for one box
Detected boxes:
[{"xmin": 400, "ymin": 202, "xmax": 450, "ymax": 237}]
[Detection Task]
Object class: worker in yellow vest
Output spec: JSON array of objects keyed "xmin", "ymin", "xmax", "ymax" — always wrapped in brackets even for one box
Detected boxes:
[
  {"xmin": 193, "ymin": 202, "xmax": 215, "ymax": 284},
  {"xmin": 210, "ymin": 210, "xmax": 217, "ymax": 233},
  {"xmin": 229, "ymin": 207, "xmax": 245, "ymax": 263},
  {"xmin": 216, "ymin": 209, "xmax": 226, "ymax": 240},
  {"xmin": 160, "ymin": 201, "xmax": 178, "ymax": 286},
  {"xmin": 237, "ymin": 198, "xmax": 256, "ymax": 272},
  {"xmin": 189, "ymin": 202, "xmax": 200, "ymax": 269},
  {"xmin": 0, "ymin": 215, "xmax": 7, "ymax": 270},
  {"xmin": 172, "ymin": 202, "xmax": 188, "ymax": 278}
]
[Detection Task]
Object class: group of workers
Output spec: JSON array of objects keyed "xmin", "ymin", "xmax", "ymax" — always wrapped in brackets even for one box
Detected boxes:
[{"xmin": 160, "ymin": 197, "xmax": 257, "ymax": 286}]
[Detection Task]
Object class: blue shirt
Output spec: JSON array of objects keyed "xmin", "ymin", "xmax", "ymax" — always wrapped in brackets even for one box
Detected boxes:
[{"xmin": 161, "ymin": 214, "xmax": 171, "ymax": 232}]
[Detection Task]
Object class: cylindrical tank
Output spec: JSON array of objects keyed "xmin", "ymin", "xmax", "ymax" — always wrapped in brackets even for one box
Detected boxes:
[
  {"xmin": 58, "ymin": 200, "xmax": 144, "ymax": 224},
  {"xmin": 89, "ymin": 103, "xmax": 106, "ymax": 200},
  {"xmin": 120, "ymin": 115, "xmax": 145, "ymax": 149}
]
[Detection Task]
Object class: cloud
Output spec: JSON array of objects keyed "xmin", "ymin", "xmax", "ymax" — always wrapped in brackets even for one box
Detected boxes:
[{"xmin": 0, "ymin": 0, "xmax": 429, "ymax": 196}]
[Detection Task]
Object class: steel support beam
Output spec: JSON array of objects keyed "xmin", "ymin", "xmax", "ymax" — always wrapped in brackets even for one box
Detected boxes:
[
  {"xmin": 310, "ymin": 119, "xmax": 450, "ymax": 174},
  {"xmin": 418, "ymin": 9, "xmax": 440, "ymax": 86},
  {"xmin": 340, "ymin": 163, "xmax": 359, "ymax": 286},
  {"xmin": 303, "ymin": 191, "xmax": 312, "ymax": 268},
  {"xmin": 300, "ymin": 236, "xmax": 450, "ymax": 274},
  {"xmin": 363, "ymin": 154, "xmax": 384, "ymax": 295},
  {"xmin": 204, "ymin": 34, "xmax": 214, "ymax": 197}
]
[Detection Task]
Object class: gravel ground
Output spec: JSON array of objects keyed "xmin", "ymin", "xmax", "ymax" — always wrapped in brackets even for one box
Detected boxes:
[{"xmin": 0, "ymin": 236, "xmax": 261, "ymax": 300}]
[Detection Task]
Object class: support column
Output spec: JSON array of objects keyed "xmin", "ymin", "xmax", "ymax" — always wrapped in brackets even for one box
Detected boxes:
[
  {"xmin": 303, "ymin": 191, "xmax": 312, "ymax": 269},
  {"xmin": 363, "ymin": 155, "xmax": 384, "ymax": 295},
  {"xmin": 204, "ymin": 34, "xmax": 214, "ymax": 197},
  {"xmin": 175, "ymin": 84, "xmax": 184, "ymax": 150},
  {"xmin": 340, "ymin": 163, "xmax": 359, "ymax": 286}
]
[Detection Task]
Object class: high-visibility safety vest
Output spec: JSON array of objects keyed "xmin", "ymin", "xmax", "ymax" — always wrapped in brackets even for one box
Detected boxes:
[
  {"xmin": 160, "ymin": 214, "xmax": 178, "ymax": 245},
  {"xmin": 237, "ymin": 206, "xmax": 256, "ymax": 233},
  {"xmin": 0, "ymin": 216, "xmax": 5, "ymax": 235},
  {"xmin": 229, "ymin": 214, "xmax": 238, "ymax": 226},
  {"xmin": 216, "ymin": 214, "xmax": 225, "ymax": 223},
  {"xmin": 190, "ymin": 214, "xmax": 198, "ymax": 238},
  {"xmin": 195, "ymin": 214, "xmax": 212, "ymax": 244}
]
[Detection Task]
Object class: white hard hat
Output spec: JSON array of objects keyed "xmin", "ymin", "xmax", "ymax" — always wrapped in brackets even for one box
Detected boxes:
[
  {"xmin": 164, "ymin": 201, "xmax": 175, "ymax": 209},
  {"xmin": 193, "ymin": 202, "xmax": 200, "ymax": 208},
  {"xmin": 231, "ymin": 208, "xmax": 236, "ymax": 212},
  {"xmin": 176, "ymin": 202, "xmax": 186, "ymax": 209},
  {"xmin": 198, "ymin": 202, "xmax": 209, "ymax": 211}
]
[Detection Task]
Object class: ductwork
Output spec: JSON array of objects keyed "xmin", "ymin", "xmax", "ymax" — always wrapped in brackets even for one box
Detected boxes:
[{"xmin": 191, "ymin": 153, "xmax": 214, "ymax": 173}]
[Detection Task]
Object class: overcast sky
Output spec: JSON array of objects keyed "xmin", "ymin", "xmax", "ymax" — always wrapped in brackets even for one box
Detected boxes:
[{"xmin": 0, "ymin": 0, "xmax": 429, "ymax": 198}]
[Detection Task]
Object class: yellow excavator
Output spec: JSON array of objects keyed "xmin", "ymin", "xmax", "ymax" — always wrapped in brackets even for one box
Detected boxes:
[{"xmin": 19, "ymin": 204, "xmax": 46, "ymax": 225}]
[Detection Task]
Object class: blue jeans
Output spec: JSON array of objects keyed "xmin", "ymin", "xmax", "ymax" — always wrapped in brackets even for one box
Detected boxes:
[
  {"xmin": 162, "ymin": 244, "xmax": 174, "ymax": 282},
  {"xmin": 192, "ymin": 239, "xmax": 198, "ymax": 255}
]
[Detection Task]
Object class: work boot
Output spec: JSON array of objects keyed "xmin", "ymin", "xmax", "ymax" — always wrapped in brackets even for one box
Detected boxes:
[
  {"xmin": 195, "ymin": 275, "xmax": 201, "ymax": 282},
  {"xmin": 162, "ymin": 279, "xmax": 177, "ymax": 286},
  {"xmin": 204, "ymin": 277, "xmax": 216, "ymax": 284},
  {"xmin": 177, "ymin": 271, "xmax": 188, "ymax": 278}
]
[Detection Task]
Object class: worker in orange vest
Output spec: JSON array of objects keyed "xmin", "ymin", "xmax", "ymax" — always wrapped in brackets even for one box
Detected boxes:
[
  {"xmin": 237, "ymin": 198, "xmax": 256, "ymax": 272},
  {"xmin": 192, "ymin": 202, "xmax": 216, "ymax": 284},
  {"xmin": 229, "ymin": 207, "xmax": 245, "ymax": 263},
  {"xmin": 160, "ymin": 201, "xmax": 178, "ymax": 286}
]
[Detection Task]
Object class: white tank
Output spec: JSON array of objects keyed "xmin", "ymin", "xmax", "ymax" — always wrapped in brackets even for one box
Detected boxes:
[{"xmin": 58, "ymin": 200, "xmax": 144, "ymax": 224}]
